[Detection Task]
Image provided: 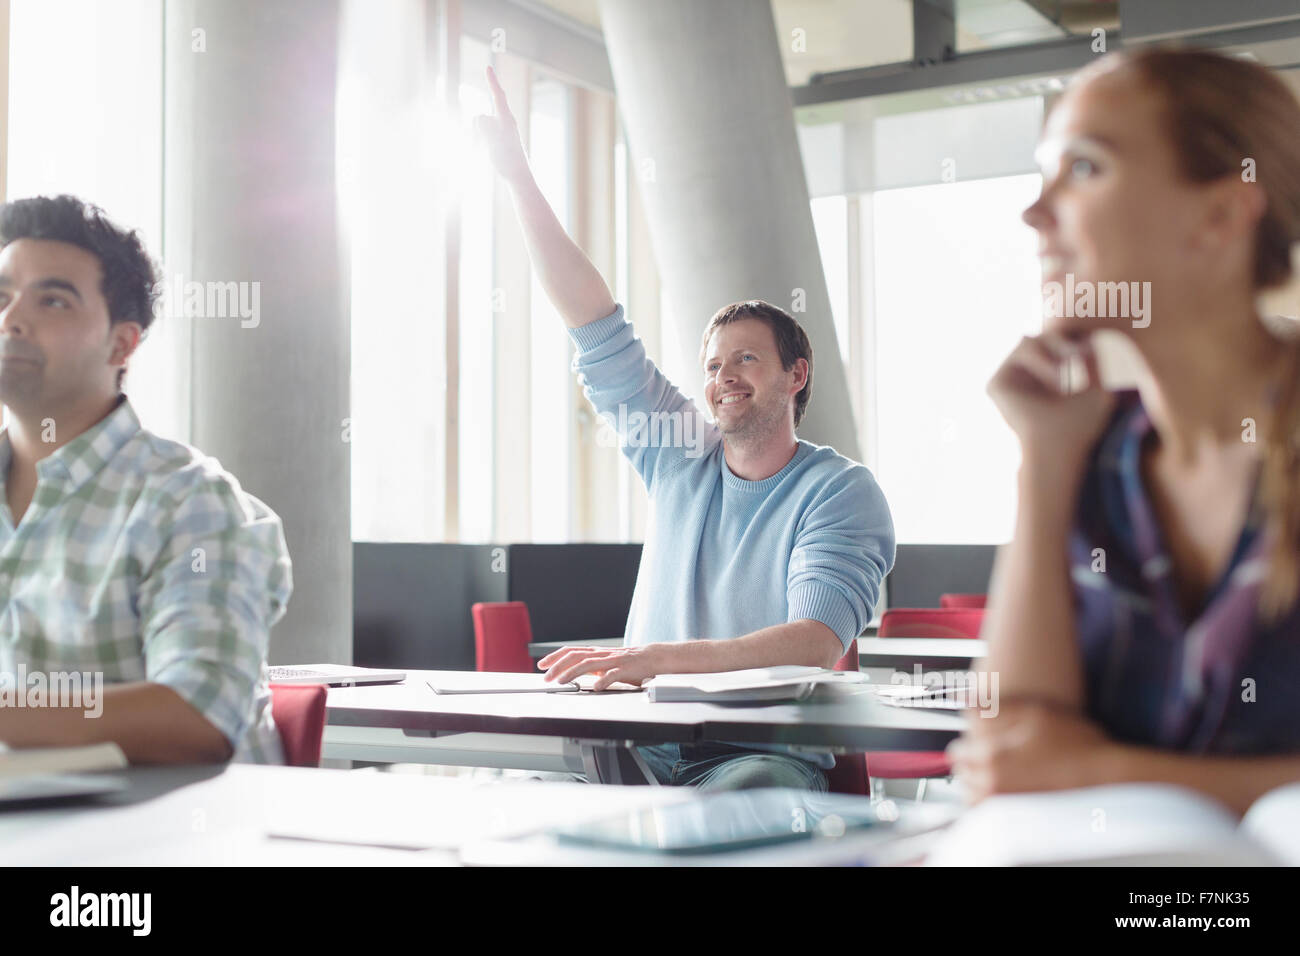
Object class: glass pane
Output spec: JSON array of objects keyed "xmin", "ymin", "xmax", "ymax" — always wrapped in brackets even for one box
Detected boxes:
[
  {"xmin": 528, "ymin": 76, "xmax": 573, "ymax": 542},
  {"xmin": 5, "ymin": 0, "xmax": 169, "ymax": 434},
  {"xmin": 810, "ymin": 195, "xmax": 850, "ymax": 365},
  {"xmin": 342, "ymin": 0, "xmax": 446, "ymax": 541},
  {"xmin": 872, "ymin": 174, "xmax": 1042, "ymax": 544},
  {"xmin": 457, "ymin": 39, "xmax": 495, "ymax": 543}
]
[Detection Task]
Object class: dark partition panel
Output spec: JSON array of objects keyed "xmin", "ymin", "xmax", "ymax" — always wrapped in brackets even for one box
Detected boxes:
[
  {"xmin": 886, "ymin": 544, "xmax": 998, "ymax": 609},
  {"xmin": 352, "ymin": 543, "xmax": 506, "ymax": 670},
  {"xmin": 506, "ymin": 543, "xmax": 643, "ymax": 644},
  {"xmin": 353, "ymin": 541, "xmax": 996, "ymax": 663}
]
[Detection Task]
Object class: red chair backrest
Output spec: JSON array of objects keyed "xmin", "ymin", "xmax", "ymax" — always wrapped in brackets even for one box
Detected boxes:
[
  {"xmin": 471, "ymin": 601, "xmax": 535, "ymax": 673},
  {"xmin": 878, "ymin": 607, "xmax": 984, "ymax": 639},
  {"xmin": 269, "ymin": 683, "xmax": 327, "ymax": 768},
  {"xmin": 940, "ymin": 593, "xmax": 987, "ymax": 609}
]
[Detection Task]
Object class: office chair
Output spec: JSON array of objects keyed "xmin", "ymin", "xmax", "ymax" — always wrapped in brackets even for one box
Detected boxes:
[
  {"xmin": 940, "ymin": 593, "xmax": 987, "ymax": 609},
  {"xmin": 269, "ymin": 683, "xmax": 328, "ymax": 768},
  {"xmin": 876, "ymin": 606, "xmax": 985, "ymax": 638},
  {"xmin": 471, "ymin": 601, "xmax": 536, "ymax": 673}
]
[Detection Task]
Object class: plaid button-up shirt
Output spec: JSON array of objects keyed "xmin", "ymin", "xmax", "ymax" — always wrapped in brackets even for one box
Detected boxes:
[
  {"xmin": 0, "ymin": 397, "xmax": 291, "ymax": 762},
  {"xmin": 1071, "ymin": 394, "xmax": 1300, "ymax": 755}
]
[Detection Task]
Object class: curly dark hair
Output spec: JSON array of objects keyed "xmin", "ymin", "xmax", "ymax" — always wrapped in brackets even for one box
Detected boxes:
[{"xmin": 0, "ymin": 195, "xmax": 159, "ymax": 389}]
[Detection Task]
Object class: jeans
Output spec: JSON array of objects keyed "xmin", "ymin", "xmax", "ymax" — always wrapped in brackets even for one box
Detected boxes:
[{"xmin": 635, "ymin": 742, "xmax": 828, "ymax": 792}]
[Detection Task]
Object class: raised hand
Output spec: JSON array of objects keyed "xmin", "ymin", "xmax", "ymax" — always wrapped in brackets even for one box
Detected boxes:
[
  {"xmin": 473, "ymin": 65, "xmax": 530, "ymax": 184},
  {"xmin": 471, "ymin": 65, "xmax": 616, "ymax": 328}
]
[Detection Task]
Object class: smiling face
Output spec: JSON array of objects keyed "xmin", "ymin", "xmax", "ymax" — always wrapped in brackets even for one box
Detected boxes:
[
  {"xmin": 0, "ymin": 238, "xmax": 138, "ymax": 416},
  {"xmin": 1023, "ymin": 63, "xmax": 1245, "ymax": 336},
  {"xmin": 702, "ymin": 316, "xmax": 807, "ymax": 442}
]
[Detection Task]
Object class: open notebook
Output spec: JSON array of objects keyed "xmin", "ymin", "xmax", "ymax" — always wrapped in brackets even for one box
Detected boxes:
[
  {"xmin": 924, "ymin": 782, "xmax": 1300, "ymax": 866},
  {"xmin": 0, "ymin": 742, "xmax": 128, "ymax": 804},
  {"xmin": 646, "ymin": 666, "xmax": 867, "ymax": 703}
]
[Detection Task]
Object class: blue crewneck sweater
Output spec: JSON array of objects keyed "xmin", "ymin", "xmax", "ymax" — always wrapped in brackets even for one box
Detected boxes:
[{"xmin": 569, "ymin": 306, "xmax": 896, "ymax": 769}]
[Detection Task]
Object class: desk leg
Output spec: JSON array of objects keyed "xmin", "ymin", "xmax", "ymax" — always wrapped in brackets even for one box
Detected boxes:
[{"xmin": 567, "ymin": 739, "xmax": 659, "ymax": 785}]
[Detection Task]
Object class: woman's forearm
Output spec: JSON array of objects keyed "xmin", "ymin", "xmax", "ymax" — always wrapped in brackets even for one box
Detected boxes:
[{"xmin": 1097, "ymin": 743, "xmax": 1300, "ymax": 817}]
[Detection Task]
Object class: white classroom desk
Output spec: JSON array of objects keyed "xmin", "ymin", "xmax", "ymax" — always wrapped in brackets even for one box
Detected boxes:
[
  {"xmin": 323, "ymin": 669, "xmax": 965, "ymax": 781},
  {"xmin": 1, "ymin": 763, "xmax": 956, "ymax": 866},
  {"xmin": 0, "ymin": 763, "xmax": 692, "ymax": 866}
]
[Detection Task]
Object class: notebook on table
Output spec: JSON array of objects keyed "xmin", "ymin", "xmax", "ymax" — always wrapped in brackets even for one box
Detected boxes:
[{"xmin": 0, "ymin": 742, "xmax": 129, "ymax": 805}]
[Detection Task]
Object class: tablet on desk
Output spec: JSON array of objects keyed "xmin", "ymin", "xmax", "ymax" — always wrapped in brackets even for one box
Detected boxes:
[
  {"xmin": 551, "ymin": 788, "xmax": 903, "ymax": 855},
  {"xmin": 269, "ymin": 664, "xmax": 406, "ymax": 687},
  {"xmin": 428, "ymin": 672, "xmax": 581, "ymax": 694}
]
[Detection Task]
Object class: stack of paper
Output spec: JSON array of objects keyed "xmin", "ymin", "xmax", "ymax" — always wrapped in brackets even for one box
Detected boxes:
[{"xmin": 872, "ymin": 682, "xmax": 971, "ymax": 710}]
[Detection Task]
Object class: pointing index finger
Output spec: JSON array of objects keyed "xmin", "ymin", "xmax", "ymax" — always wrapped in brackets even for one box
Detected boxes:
[{"xmin": 486, "ymin": 65, "xmax": 514, "ymax": 121}]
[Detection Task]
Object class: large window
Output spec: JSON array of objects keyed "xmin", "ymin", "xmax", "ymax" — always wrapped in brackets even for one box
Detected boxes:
[
  {"xmin": 810, "ymin": 195, "xmax": 850, "ymax": 367},
  {"xmin": 5, "ymin": 0, "xmax": 175, "ymax": 437},
  {"xmin": 340, "ymin": 0, "xmax": 446, "ymax": 542},
  {"xmin": 527, "ymin": 76, "xmax": 575, "ymax": 543},
  {"xmin": 345, "ymin": 5, "xmax": 658, "ymax": 545},
  {"xmin": 871, "ymin": 174, "xmax": 1042, "ymax": 544},
  {"xmin": 457, "ymin": 37, "xmax": 496, "ymax": 543},
  {"xmin": 801, "ymin": 95, "xmax": 1045, "ymax": 546}
]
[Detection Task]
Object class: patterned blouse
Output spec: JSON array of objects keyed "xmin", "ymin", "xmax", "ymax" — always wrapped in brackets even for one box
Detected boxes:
[{"xmin": 1070, "ymin": 394, "xmax": 1300, "ymax": 754}]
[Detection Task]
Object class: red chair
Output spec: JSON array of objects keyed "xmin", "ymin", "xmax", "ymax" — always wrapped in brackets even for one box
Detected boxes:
[
  {"xmin": 940, "ymin": 593, "xmax": 987, "ymax": 609},
  {"xmin": 864, "ymin": 607, "xmax": 984, "ymax": 800},
  {"xmin": 876, "ymin": 607, "xmax": 985, "ymax": 639},
  {"xmin": 269, "ymin": 683, "xmax": 328, "ymax": 768},
  {"xmin": 471, "ymin": 601, "xmax": 536, "ymax": 673}
]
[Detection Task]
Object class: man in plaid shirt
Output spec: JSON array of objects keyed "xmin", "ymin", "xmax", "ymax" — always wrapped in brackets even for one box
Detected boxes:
[{"xmin": 0, "ymin": 195, "xmax": 291, "ymax": 763}]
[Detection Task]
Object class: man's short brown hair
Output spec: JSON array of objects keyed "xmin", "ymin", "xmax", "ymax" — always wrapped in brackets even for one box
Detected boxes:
[{"xmin": 700, "ymin": 300, "xmax": 813, "ymax": 427}]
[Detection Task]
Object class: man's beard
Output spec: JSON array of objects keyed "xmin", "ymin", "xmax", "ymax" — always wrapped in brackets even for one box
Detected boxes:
[
  {"xmin": 717, "ymin": 390, "xmax": 788, "ymax": 446},
  {"xmin": 0, "ymin": 361, "xmax": 44, "ymax": 407}
]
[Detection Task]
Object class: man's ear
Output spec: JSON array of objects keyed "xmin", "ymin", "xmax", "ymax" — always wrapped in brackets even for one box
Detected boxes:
[
  {"xmin": 790, "ymin": 357, "xmax": 809, "ymax": 393},
  {"xmin": 108, "ymin": 321, "xmax": 143, "ymax": 369}
]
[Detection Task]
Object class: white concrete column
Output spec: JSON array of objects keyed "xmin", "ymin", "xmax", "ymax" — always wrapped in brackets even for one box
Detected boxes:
[
  {"xmin": 597, "ymin": 0, "xmax": 860, "ymax": 459},
  {"xmin": 164, "ymin": 0, "xmax": 350, "ymax": 664}
]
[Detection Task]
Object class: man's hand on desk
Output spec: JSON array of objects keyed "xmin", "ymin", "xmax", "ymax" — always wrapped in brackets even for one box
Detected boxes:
[
  {"xmin": 945, "ymin": 699, "xmax": 1122, "ymax": 803},
  {"xmin": 539, "ymin": 623, "xmax": 844, "ymax": 690},
  {"xmin": 538, "ymin": 644, "xmax": 677, "ymax": 692}
]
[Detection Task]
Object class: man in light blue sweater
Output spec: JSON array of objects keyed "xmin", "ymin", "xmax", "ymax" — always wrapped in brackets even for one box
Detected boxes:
[{"xmin": 479, "ymin": 68, "xmax": 894, "ymax": 790}]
